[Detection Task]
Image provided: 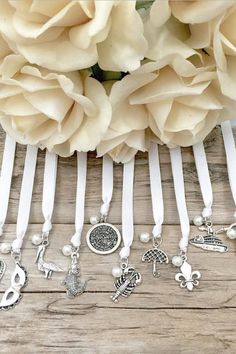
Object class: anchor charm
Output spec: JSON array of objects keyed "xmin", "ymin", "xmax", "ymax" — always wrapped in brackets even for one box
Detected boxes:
[
  {"xmin": 175, "ymin": 261, "xmax": 201, "ymax": 291},
  {"xmin": 142, "ymin": 237, "xmax": 168, "ymax": 277},
  {"xmin": 63, "ymin": 251, "xmax": 87, "ymax": 298},
  {"xmin": 111, "ymin": 266, "xmax": 141, "ymax": 302},
  {"xmin": 36, "ymin": 240, "xmax": 63, "ymax": 279}
]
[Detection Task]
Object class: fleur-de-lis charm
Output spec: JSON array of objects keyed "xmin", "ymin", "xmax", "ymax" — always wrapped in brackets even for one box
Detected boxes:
[{"xmin": 175, "ymin": 261, "xmax": 201, "ymax": 291}]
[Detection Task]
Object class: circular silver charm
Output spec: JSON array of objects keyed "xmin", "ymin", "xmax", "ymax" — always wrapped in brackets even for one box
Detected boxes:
[{"xmin": 86, "ymin": 223, "xmax": 121, "ymax": 255}]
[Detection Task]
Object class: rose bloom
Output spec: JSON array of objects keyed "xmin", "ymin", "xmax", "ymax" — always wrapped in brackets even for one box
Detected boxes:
[
  {"xmin": 97, "ymin": 54, "xmax": 236, "ymax": 163},
  {"xmin": 0, "ymin": 36, "xmax": 111, "ymax": 156},
  {"xmin": 0, "ymin": 0, "xmax": 147, "ymax": 72}
]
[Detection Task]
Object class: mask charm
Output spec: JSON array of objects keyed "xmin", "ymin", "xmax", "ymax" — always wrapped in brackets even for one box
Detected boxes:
[
  {"xmin": 111, "ymin": 263, "xmax": 142, "ymax": 302},
  {"xmin": 0, "ymin": 260, "xmax": 6, "ymax": 282},
  {"xmin": 175, "ymin": 259, "xmax": 201, "ymax": 291},
  {"xmin": 62, "ymin": 246, "xmax": 88, "ymax": 298},
  {"xmin": 0, "ymin": 252, "xmax": 28, "ymax": 310},
  {"xmin": 141, "ymin": 235, "xmax": 168, "ymax": 277},
  {"xmin": 35, "ymin": 235, "xmax": 63, "ymax": 279},
  {"xmin": 191, "ymin": 217, "xmax": 228, "ymax": 253}
]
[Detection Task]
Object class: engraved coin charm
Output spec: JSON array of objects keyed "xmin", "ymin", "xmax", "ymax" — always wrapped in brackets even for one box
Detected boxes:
[{"xmin": 86, "ymin": 223, "xmax": 121, "ymax": 255}]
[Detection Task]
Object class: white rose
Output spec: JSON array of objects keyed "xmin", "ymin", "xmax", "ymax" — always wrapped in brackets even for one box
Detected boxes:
[
  {"xmin": 0, "ymin": 51, "xmax": 111, "ymax": 156},
  {"xmin": 0, "ymin": 0, "xmax": 147, "ymax": 72}
]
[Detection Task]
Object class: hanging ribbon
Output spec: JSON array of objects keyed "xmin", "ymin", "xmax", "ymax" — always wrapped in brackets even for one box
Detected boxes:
[
  {"xmin": 148, "ymin": 143, "xmax": 164, "ymax": 237},
  {"xmin": 0, "ymin": 135, "xmax": 16, "ymax": 236},
  {"xmin": 70, "ymin": 152, "xmax": 87, "ymax": 248},
  {"xmin": 221, "ymin": 120, "xmax": 236, "ymax": 218},
  {"xmin": 42, "ymin": 151, "xmax": 58, "ymax": 234},
  {"xmin": 100, "ymin": 155, "xmax": 113, "ymax": 219},
  {"xmin": 170, "ymin": 147, "xmax": 190, "ymax": 252},
  {"xmin": 12, "ymin": 145, "xmax": 38, "ymax": 252},
  {"xmin": 120, "ymin": 157, "xmax": 135, "ymax": 260},
  {"xmin": 193, "ymin": 142, "xmax": 213, "ymax": 218}
]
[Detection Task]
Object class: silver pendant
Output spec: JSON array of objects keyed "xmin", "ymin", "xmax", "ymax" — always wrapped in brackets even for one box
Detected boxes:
[
  {"xmin": 0, "ymin": 259, "xmax": 6, "ymax": 281},
  {"xmin": 142, "ymin": 248, "xmax": 168, "ymax": 277},
  {"xmin": 111, "ymin": 266, "xmax": 141, "ymax": 302},
  {"xmin": 175, "ymin": 261, "xmax": 201, "ymax": 291},
  {"xmin": 86, "ymin": 222, "xmax": 121, "ymax": 255},
  {"xmin": 189, "ymin": 235, "xmax": 228, "ymax": 253},
  {"xmin": 192, "ymin": 217, "xmax": 228, "ymax": 253},
  {"xmin": 36, "ymin": 241, "xmax": 63, "ymax": 279},
  {"xmin": 142, "ymin": 237, "xmax": 168, "ymax": 277},
  {"xmin": 0, "ymin": 255, "xmax": 28, "ymax": 310},
  {"xmin": 63, "ymin": 252, "xmax": 87, "ymax": 298}
]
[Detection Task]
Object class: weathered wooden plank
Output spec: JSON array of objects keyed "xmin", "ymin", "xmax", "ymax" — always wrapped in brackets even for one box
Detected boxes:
[
  {"xmin": 0, "ymin": 294, "xmax": 235, "ymax": 354},
  {"xmin": 0, "ymin": 224, "xmax": 235, "ymax": 309},
  {"xmin": 0, "ymin": 127, "xmax": 235, "ymax": 225}
]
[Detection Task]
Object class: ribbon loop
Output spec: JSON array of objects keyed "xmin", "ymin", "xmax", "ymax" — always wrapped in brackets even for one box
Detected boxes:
[
  {"xmin": 193, "ymin": 142, "xmax": 213, "ymax": 219},
  {"xmin": 70, "ymin": 152, "xmax": 87, "ymax": 248},
  {"xmin": 13, "ymin": 145, "xmax": 38, "ymax": 252},
  {"xmin": 119, "ymin": 157, "xmax": 135, "ymax": 260},
  {"xmin": 170, "ymin": 147, "xmax": 190, "ymax": 252}
]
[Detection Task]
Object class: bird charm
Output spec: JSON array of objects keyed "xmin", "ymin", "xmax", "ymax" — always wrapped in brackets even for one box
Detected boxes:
[{"xmin": 35, "ymin": 244, "xmax": 63, "ymax": 279}]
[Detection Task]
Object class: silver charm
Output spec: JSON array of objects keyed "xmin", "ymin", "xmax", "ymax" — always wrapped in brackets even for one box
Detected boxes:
[
  {"xmin": 111, "ymin": 265, "xmax": 141, "ymax": 302},
  {"xmin": 86, "ymin": 222, "xmax": 121, "ymax": 255},
  {"xmin": 0, "ymin": 252, "xmax": 28, "ymax": 310},
  {"xmin": 63, "ymin": 250, "xmax": 87, "ymax": 298},
  {"xmin": 189, "ymin": 235, "xmax": 228, "ymax": 253},
  {"xmin": 175, "ymin": 261, "xmax": 201, "ymax": 291},
  {"xmin": 142, "ymin": 237, "xmax": 168, "ymax": 277},
  {"xmin": 35, "ymin": 237, "xmax": 63, "ymax": 278},
  {"xmin": 191, "ymin": 217, "xmax": 228, "ymax": 253},
  {"xmin": 0, "ymin": 259, "xmax": 6, "ymax": 281}
]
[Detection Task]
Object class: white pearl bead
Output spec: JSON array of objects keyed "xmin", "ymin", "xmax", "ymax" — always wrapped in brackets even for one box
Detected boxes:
[
  {"xmin": 62, "ymin": 244, "xmax": 73, "ymax": 256},
  {"xmin": 172, "ymin": 255, "xmax": 183, "ymax": 267},
  {"xmin": 90, "ymin": 215, "xmax": 99, "ymax": 225},
  {"xmin": 31, "ymin": 234, "xmax": 42, "ymax": 246},
  {"xmin": 193, "ymin": 215, "xmax": 203, "ymax": 227},
  {"xmin": 112, "ymin": 266, "xmax": 122, "ymax": 278},
  {"xmin": 139, "ymin": 232, "xmax": 150, "ymax": 243},
  {"xmin": 0, "ymin": 243, "xmax": 11, "ymax": 254},
  {"xmin": 227, "ymin": 228, "xmax": 236, "ymax": 240}
]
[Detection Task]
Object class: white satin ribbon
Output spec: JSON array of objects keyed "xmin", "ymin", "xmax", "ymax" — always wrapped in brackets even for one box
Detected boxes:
[
  {"xmin": 149, "ymin": 143, "xmax": 164, "ymax": 237},
  {"xmin": 12, "ymin": 145, "xmax": 38, "ymax": 252},
  {"xmin": 0, "ymin": 135, "xmax": 16, "ymax": 236},
  {"xmin": 221, "ymin": 120, "xmax": 236, "ymax": 218},
  {"xmin": 70, "ymin": 152, "xmax": 87, "ymax": 248},
  {"xmin": 42, "ymin": 151, "xmax": 58, "ymax": 234},
  {"xmin": 193, "ymin": 142, "xmax": 213, "ymax": 218},
  {"xmin": 100, "ymin": 155, "xmax": 113, "ymax": 218},
  {"xmin": 170, "ymin": 147, "xmax": 190, "ymax": 252},
  {"xmin": 120, "ymin": 157, "xmax": 135, "ymax": 260}
]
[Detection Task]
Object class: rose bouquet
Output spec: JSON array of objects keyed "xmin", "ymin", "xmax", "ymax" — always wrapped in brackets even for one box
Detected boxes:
[{"xmin": 0, "ymin": 0, "xmax": 236, "ymax": 162}]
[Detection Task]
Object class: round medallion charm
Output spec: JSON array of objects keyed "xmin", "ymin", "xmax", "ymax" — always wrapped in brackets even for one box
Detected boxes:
[{"xmin": 86, "ymin": 223, "xmax": 121, "ymax": 255}]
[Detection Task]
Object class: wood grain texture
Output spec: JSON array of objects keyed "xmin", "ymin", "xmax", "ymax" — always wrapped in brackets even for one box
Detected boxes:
[{"xmin": 0, "ymin": 127, "xmax": 235, "ymax": 354}]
